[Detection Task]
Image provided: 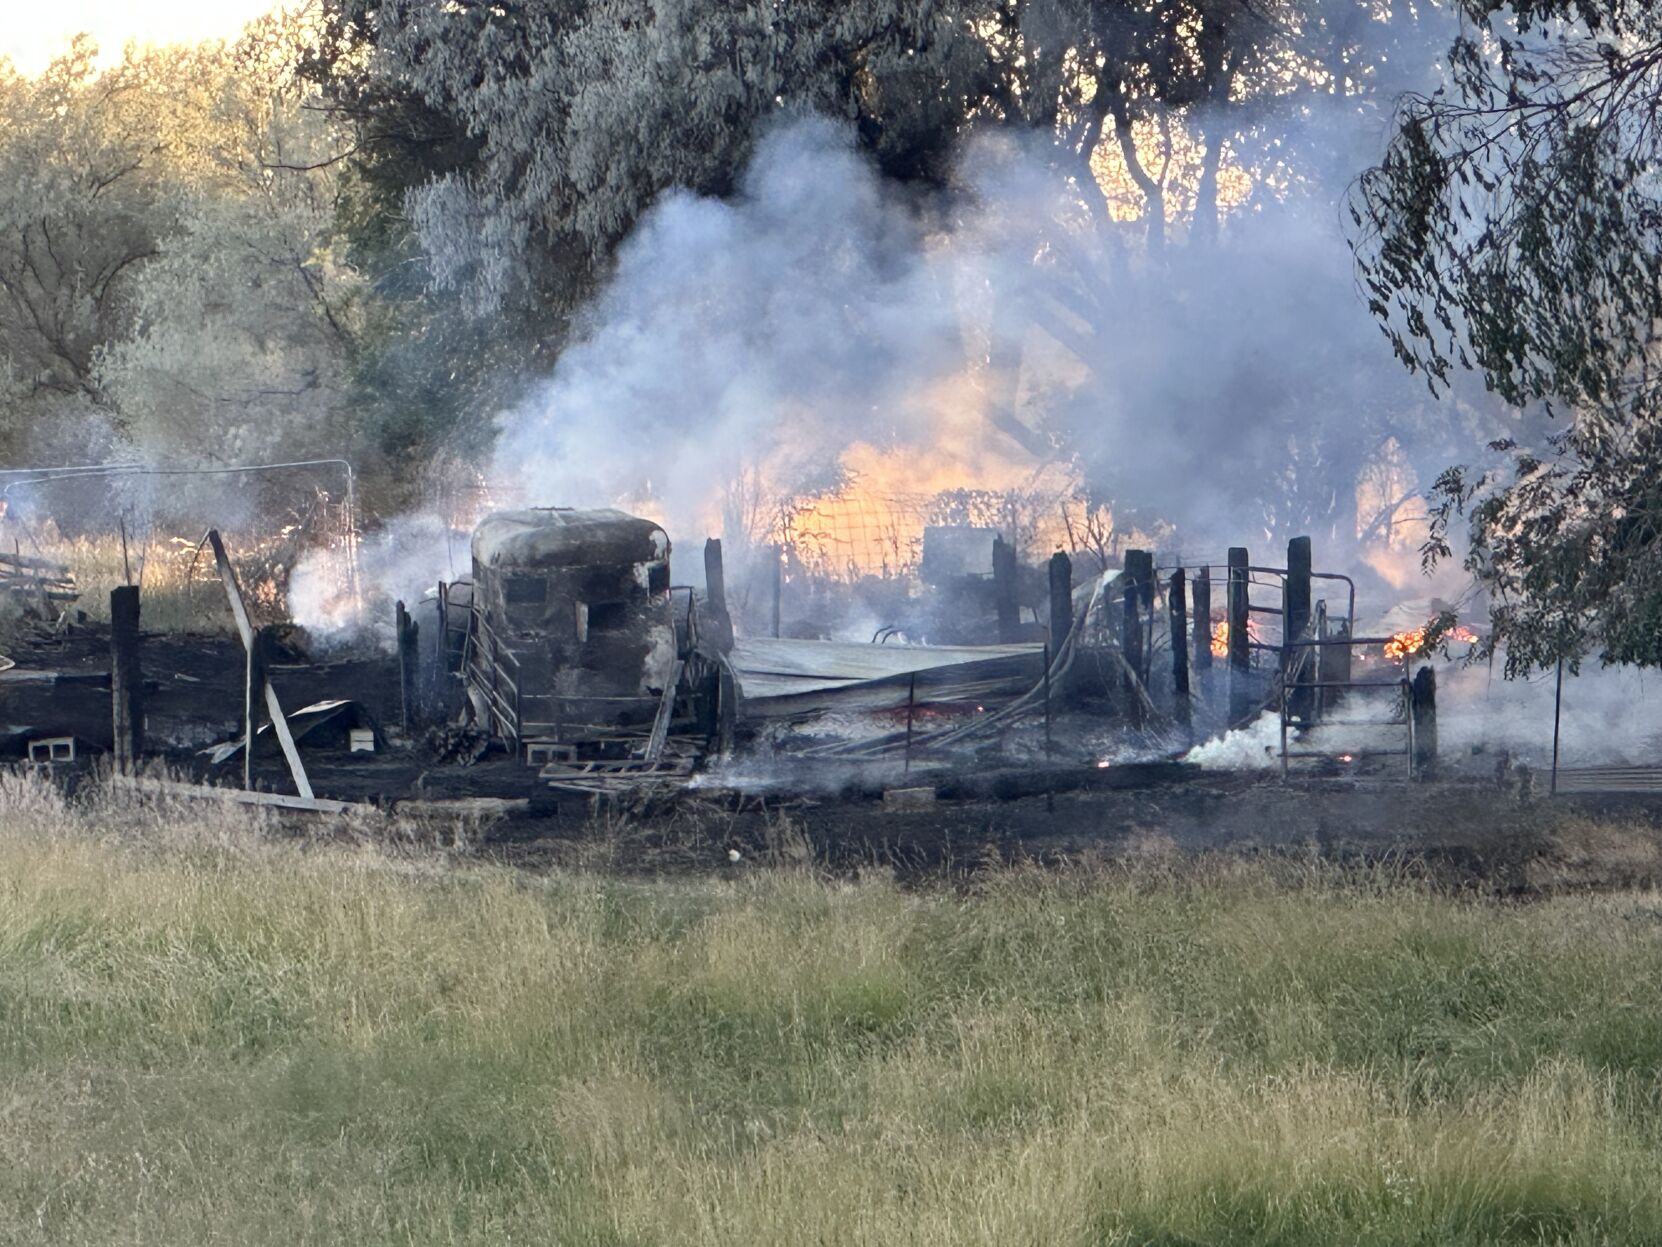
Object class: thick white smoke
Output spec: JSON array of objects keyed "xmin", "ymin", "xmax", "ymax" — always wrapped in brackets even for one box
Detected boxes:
[{"xmin": 489, "ymin": 117, "xmax": 1029, "ymax": 539}]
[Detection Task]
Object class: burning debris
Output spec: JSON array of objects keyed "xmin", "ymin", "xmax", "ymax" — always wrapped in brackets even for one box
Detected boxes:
[
  {"xmin": 1, "ymin": 483, "xmax": 1542, "ymax": 818},
  {"xmin": 1383, "ymin": 620, "xmax": 1481, "ymax": 662}
]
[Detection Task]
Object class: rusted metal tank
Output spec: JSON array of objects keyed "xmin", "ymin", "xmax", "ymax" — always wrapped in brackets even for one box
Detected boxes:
[{"xmin": 465, "ymin": 508, "xmax": 675, "ymax": 751}]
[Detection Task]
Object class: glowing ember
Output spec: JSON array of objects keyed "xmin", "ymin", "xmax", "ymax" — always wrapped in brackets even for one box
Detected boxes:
[{"xmin": 1383, "ymin": 621, "xmax": 1480, "ymax": 661}]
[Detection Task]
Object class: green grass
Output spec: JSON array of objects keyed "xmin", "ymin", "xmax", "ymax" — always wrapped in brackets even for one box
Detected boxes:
[{"xmin": 3, "ymin": 776, "xmax": 1662, "ymax": 1244}]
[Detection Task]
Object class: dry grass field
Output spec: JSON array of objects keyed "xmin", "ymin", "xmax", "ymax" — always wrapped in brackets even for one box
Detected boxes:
[{"xmin": 4, "ymin": 775, "xmax": 1662, "ymax": 1244}]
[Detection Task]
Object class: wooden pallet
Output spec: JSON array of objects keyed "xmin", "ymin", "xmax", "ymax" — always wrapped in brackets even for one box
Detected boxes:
[{"xmin": 537, "ymin": 753, "xmax": 696, "ymax": 797}]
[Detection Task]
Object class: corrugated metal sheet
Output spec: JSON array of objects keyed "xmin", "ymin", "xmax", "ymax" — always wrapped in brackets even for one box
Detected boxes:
[
  {"xmin": 1554, "ymin": 766, "xmax": 1662, "ymax": 794},
  {"xmin": 731, "ymin": 637, "xmax": 1044, "ymax": 717}
]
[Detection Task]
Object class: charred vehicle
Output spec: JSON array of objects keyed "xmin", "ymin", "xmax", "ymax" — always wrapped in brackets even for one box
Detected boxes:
[{"xmin": 463, "ymin": 508, "xmax": 680, "ymax": 757}]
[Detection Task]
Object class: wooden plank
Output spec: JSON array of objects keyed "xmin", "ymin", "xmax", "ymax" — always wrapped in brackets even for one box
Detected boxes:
[
  {"xmin": 109, "ymin": 775, "xmax": 354, "ymax": 814},
  {"xmin": 0, "ymin": 551, "xmax": 71, "ymax": 575},
  {"xmin": 643, "ymin": 659, "xmax": 684, "ymax": 762},
  {"xmin": 207, "ymin": 529, "xmax": 315, "ymax": 800}
]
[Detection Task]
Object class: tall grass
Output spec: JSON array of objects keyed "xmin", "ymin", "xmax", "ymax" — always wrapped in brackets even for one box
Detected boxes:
[
  {"xmin": 3, "ymin": 775, "xmax": 1662, "ymax": 1244},
  {"xmin": 13, "ymin": 525, "xmax": 292, "ymax": 635}
]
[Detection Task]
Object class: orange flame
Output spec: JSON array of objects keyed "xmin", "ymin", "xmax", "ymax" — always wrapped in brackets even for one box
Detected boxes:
[
  {"xmin": 1210, "ymin": 618, "xmax": 1265, "ymax": 658},
  {"xmin": 1383, "ymin": 621, "xmax": 1479, "ymax": 661}
]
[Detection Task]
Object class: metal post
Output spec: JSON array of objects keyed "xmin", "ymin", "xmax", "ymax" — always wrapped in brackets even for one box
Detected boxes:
[
  {"xmin": 904, "ymin": 672, "xmax": 916, "ymax": 774},
  {"xmin": 1043, "ymin": 642, "xmax": 1053, "ymax": 756},
  {"xmin": 771, "ymin": 544, "xmax": 783, "ymax": 639},
  {"xmin": 1551, "ymin": 657, "xmax": 1564, "ymax": 795}
]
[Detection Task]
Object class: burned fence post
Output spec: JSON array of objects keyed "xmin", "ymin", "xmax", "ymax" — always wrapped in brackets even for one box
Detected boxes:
[
  {"xmin": 703, "ymin": 538, "xmax": 735, "ymax": 653},
  {"xmin": 1193, "ymin": 564, "xmax": 1212, "ymax": 679},
  {"xmin": 1285, "ymin": 536, "xmax": 1313, "ymax": 725},
  {"xmin": 1227, "ymin": 547, "xmax": 1251, "ymax": 725},
  {"xmin": 396, "ymin": 600, "xmax": 419, "ymax": 732},
  {"xmin": 1412, "ymin": 664, "xmax": 1438, "ymax": 776},
  {"xmin": 1125, "ymin": 549, "xmax": 1155, "ymax": 683},
  {"xmin": 993, "ymin": 535, "xmax": 1020, "ymax": 643},
  {"xmin": 1169, "ymin": 569, "xmax": 1191, "ymax": 737},
  {"xmin": 110, "ymin": 585, "xmax": 143, "ymax": 775},
  {"xmin": 1048, "ymin": 551, "xmax": 1073, "ymax": 653},
  {"xmin": 243, "ymin": 626, "xmax": 267, "ymax": 791},
  {"xmin": 1122, "ymin": 572, "xmax": 1145, "ymax": 728}
]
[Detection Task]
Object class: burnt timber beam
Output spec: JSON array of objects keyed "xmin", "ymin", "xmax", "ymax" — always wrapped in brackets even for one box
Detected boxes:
[
  {"xmin": 703, "ymin": 538, "xmax": 735, "ymax": 653},
  {"xmin": 110, "ymin": 585, "xmax": 142, "ymax": 774},
  {"xmin": 207, "ymin": 529, "xmax": 314, "ymax": 800},
  {"xmin": 1227, "ymin": 546, "xmax": 1251, "ymax": 725},
  {"xmin": 1412, "ymin": 665, "xmax": 1438, "ymax": 776},
  {"xmin": 992, "ymin": 535, "xmax": 1020, "ymax": 643},
  {"xmin": 1169, "ymin": 568, "xmax": 1191, "ymax": 737},
  {"xmin": 1192, "ymin": 564, "xmax": 1212, "ymax": 676},
  {"xmin": 1048, "ymin": 550, "xmax": 1073, "ymax": 652},
  {"xmin": 1285, "ymin": 536, "xmax": 1313, "ymax": 724}
]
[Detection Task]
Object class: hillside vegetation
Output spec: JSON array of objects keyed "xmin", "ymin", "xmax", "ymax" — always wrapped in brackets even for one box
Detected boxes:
[{"xmin": 3, "ymin": 777, "xmax": 1662, "ymax": 1244}]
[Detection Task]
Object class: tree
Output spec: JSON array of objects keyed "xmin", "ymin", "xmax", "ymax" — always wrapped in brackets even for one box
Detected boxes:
[
  {"xmin": 311, "ymin": 0, "xmax": 1473, "ymax": 548},
  {"xmin": 95, "ymin": 21, "xmax": 371, "ymax": 470},
  {"xmin": 1352, "ymin": 0, "xmax": 1662, "ymax": 672},
  {"xmin": 0, "ymin": 41, "xmax": 178, "ymax": 458},
  {"xmin": 310, "ymin": 0, "xmax": 1003, "ymax": 328}
]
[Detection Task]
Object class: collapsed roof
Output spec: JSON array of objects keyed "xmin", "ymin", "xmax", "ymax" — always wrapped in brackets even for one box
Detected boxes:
[{"xmin": 470, "ymin": 508, "xmax": 669, "ymax": 571}]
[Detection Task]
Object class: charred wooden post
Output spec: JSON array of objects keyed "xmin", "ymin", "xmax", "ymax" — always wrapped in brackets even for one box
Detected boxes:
[
  {"xmin": 1412, "ymin": 665, "xmax": 1438, "ymax": 775},
  {"xmin": 396, "ymin": 600, "xmax": 419, "ymax": 731},
  {"xmin": 243, "ymin": 628, "xmax": 266, "ymax": 790},
  {"xmin": 1169, "ymin": 569, "xmax": 1191, "ymax": 736},
  {"xmin": 1227, "ymin": 547, "xmax": 1251, "ymax": 725},
  {"xmin": 1285, "ymin": 536, "xmax": 1313, "ymax": 725},
  {"xmin": 992, "ymin": 535, "xmax": 1020, "ymax": 643},
  {"xmin": 1192, "ymin": 564, "xmax": 1213, "ymax": 678},
  {"xmin": 703, "ymin": 538, "xmax": 735, "ymax": 653},
  {"xmin": 110, "ymin": 585, "xmax": 143, "ymax": 774},
  {"xmin": 1048, "ymin": 551, "xmax": 1073, "ymax": 652},
  {"xmin": 1122, "ymin": 575, "xmax": 1145, "ymax": 728},
  {"xmin": 1125, "ymin": 549, "xmax": 1155, "ymax": 682}
]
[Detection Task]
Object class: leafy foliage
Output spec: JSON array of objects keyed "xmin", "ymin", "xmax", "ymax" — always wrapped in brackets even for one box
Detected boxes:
[{"xmin": 1354, "ymin": 1, "xmax": 1662, "ymax": 670}]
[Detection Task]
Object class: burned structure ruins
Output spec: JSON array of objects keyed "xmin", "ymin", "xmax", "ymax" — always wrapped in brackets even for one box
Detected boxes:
[{"xmin": 0, "ymin": 492, "xmax": 1474, "ymax": 817}]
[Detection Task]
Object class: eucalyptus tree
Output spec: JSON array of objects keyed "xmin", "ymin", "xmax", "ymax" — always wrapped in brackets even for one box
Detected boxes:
[{"xmin": 1353, "ymin": 0, "xmax": 1662, "ymax": 670}]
